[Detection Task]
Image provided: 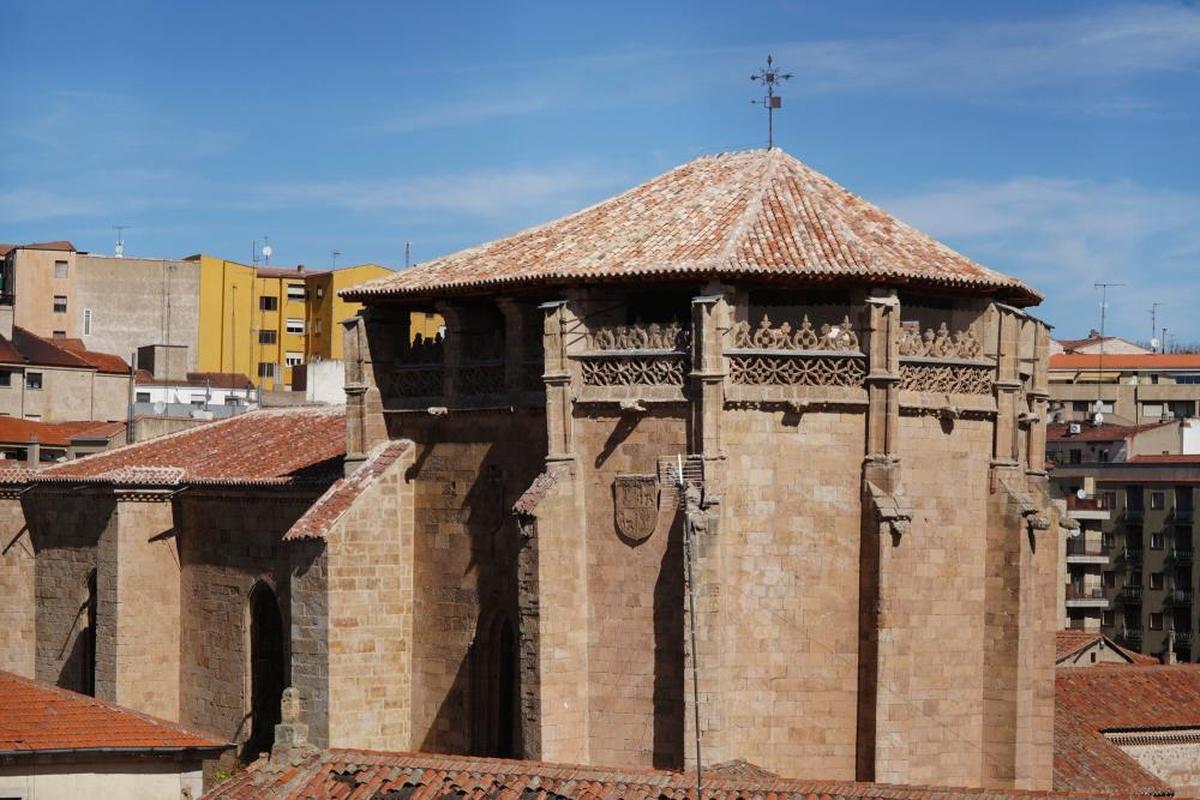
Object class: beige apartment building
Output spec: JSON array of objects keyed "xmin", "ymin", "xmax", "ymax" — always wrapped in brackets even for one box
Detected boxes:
[
  {"xmin": 0, "ymin": 241, "xmax": 202, "ymax": 373},
  {"xmin": 1050, "ymin": 351, "xmax": 1200, "ymax": 426}
]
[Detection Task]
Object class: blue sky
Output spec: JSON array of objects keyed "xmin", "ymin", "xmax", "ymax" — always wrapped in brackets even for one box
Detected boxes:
[{"xmin": 2, "ymin": 1, "xmax": 1198, "ymax": 342}]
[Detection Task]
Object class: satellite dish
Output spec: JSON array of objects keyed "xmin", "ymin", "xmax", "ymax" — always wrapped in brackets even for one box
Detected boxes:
[
  {"xmin": 1076, "ymin": 488, "xmax": 1088, "ymax": 500},
  {"xmin": 1092, "ymin": 412, "xmax": 1104, "ymax": 426},
  {"xmin": 1151, "ymin": 338, "xmax": 1161, "ymax": 349},
  {"xmin": 261, "ymin": 244, "xmax": 273, "ymax": 259},
  {"xmin": 1068, "ymin": 527, "xmax": 1082, "ymax": 539}
]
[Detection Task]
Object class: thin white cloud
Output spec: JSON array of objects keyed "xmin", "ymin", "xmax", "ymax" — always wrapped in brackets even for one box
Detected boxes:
[
  {"xmin": 883, "ymin": 176, "xmax": 1200, "ymax": 339},
  {"xmin": 251, "ymin": 162, "xmax": 628, "ymax": 221}
]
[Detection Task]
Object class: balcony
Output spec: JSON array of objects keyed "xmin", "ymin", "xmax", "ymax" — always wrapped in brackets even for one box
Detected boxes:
[
  {"xmin": 1065, "ymin": 586, "xmax": 1109, "ymax": 609},
  {"xmin": 1174, "ymin": 507, "xmax": 1195, "ymax": 523},
  {"xmin": 1175, "ymin": 631, "xmax": 1194, "ymax": 647},
  {"xmin": 1119, "ymin": 585, "xmax": 1143, "ymax": 603},
  {"xmin": 1165, "ymin": 589, "xmax": 1194, "ymax": 607},
  {"xmin": 1119, "ymin": 627, "xmax": 1143, "ymax": 645},
  {"xmin": 1119, "ymin": 547, "xmax": 1145, "ymax": 567},
  {"xmin": 1124, "ymin": 508, "xmax": 1145, "ymax": 523},
  {"xmin": 1167, "ymin": 547, "xmax": 1195, "ymax": 565},
  {"xmin": 1066, "ymin": 495, "xmax": 1112, "ymax": 522},
  {"xmin": 1066, "ymin": 540, "xmax": 1109, "ymax": 565}
]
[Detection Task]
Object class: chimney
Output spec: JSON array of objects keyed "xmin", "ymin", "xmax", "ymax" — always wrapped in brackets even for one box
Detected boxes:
[
  {"xmin": 25, "ymin": 435, "xmax": 40, "ymax": 468},
  {"xmin": 1163, "ymin": 630, "xmax": 1178, "ymax": 665}
]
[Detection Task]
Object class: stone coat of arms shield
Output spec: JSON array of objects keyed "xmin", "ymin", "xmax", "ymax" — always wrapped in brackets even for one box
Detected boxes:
[{"xmin": 613, "ymin": 474, "xmax": 660, "ymax": 542}]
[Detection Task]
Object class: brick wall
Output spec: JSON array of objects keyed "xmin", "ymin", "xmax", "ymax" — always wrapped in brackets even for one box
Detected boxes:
[
  {"xmin": 26, "ymin": 493, "xmax": 111, "ymax": 692},
  {"xmin": 386, "ymin": 410, "xmax": 545, "ymax": 755},
  {"xmin": 178, "ymin": 491, "xmax": 311, "ymax": 745},
  {"xmin": 872, "ymin": 415, "xmax": 992, "ymax": 787},
  {"xmin": 718, "ymin": 408, "xmax": 866, "ymax": 779},
  {"xmin": 321, "ymin": 448, "xmax": 415, "ymax": 750},
  {"xmin": 574, "ymin": 409, "xmax": 688, "ymax": 769},
  {"xmin": 0, "ymin": 496, "xmax": 35, "ymax": 675}
]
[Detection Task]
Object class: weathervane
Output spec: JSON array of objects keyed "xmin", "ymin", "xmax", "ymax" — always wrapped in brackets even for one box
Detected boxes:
[{"xmin": 751, "ymin": 54, "xmax": 793, "ymax": 150}]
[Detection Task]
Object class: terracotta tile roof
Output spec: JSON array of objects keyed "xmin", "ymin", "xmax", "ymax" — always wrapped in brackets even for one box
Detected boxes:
[
  {"xmin": 0, "ymin": 327, "xmax": 130, "ymax": 374},
  {"xmin": 0, "ymin": 333, "xmax": 25, "ymax": 364},
  {"xmin": 1128, "ymin": 454, "xmax": 1200, "ymax": 465},
  {"xmin": 0, "ymin": 418, "xmax": 126, "ymax": 448},
  {"xmin": 1055, "ymin": 665, "xmax": 1200, "ymax": 796},
  {"xmin": 34, "ymin": 406, "xmax": 345, "ymax": 486},
  {"xmin": 206, "ymin": 748, "xmax": 1120, "ymax": 800},
  {"xmin": 137, "ymin": 371, "xmax": 256, "ymax": 390},
  {"xmin": 0, "ymin": 669, "xmax": 228, "ymax": 754},
  {"xmin": 0, "ymin": 240, "xmax": 76, "ymax": 254},
  {"xmin": 343, "ymin": 149, "xmax": 1039, "ymax": 304},
  {"xmin": 255, "ymin": 265, "xmax": 327, "ymax": 279},
  {"xmin": 1046, "ymin": 421, "xmax": 1172, "ymax": 444},
  {"xmin": 1055, "ymin": 630, "xmax": 1158, "ymax": 665},
  {"xmin": 283, "ymin": 439, "xmax": 410, "ymax": 541},
  {"xmin": 1050, "ymin": 354, "xmax": 1200, "ymax": 371}
]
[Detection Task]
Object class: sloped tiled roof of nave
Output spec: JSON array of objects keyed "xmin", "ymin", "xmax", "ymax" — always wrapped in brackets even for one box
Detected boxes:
[{"xmin": 345, "ymin": 149, "xmax": 1040, "ymax": 303}]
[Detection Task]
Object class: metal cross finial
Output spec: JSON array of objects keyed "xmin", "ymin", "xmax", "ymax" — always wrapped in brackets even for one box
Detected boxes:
[{"xmin": 751, "ymin": 54, "xmax": 793, "ymax": 150}]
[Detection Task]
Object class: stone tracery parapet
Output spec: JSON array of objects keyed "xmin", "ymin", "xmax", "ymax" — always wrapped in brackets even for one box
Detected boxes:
[
  {"xmin": 729, "ymin": 314, "xmax": 860, "ymax": 352},
  {"xmin": 898, "ymin": 322, "xmax": 982, "ymax": 360}
]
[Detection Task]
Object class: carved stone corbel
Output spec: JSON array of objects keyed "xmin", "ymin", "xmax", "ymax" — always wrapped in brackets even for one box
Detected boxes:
[
  {"xmin": 1000, "ymin": 478, "xmax": 1053, "ymax": 533},
  {"xmin": 865, "ymin": 480, "xmax": 913, "ymax": 539}
]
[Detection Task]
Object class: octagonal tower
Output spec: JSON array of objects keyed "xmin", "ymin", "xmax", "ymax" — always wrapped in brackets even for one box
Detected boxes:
[{"xmin": 336, "ymin": 149, "xmax": 1057, "ymax": 790}]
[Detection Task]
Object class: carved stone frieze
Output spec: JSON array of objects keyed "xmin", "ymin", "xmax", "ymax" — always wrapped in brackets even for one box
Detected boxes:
[
  {"xmin": 589, "ymin": 321, "xmax": 690, "ymax": 352},
  {"xmin": 898, "ymin": 322, "xmax": 982, "ymax": 359},
  {"xmin": 898, "ymin": 362, "xmax": 993, "ymax": 395},
  {"xmin": 728, "ymin": 354, "xmax": 867, "ymax": 387},
  {"xmin": 580, "ymin": 355, "xmax": 687, "ymax": 387},
  {"xmin": 386, "ymin": 366, "xmax": 444, "ymax": 398},
  {"xmin": 730, "ymin": 314, "xmax": 860, "ymax": 352},
  {"xmin": 457, "ymin": 364, "xmax": 506, "ymax": 396}
]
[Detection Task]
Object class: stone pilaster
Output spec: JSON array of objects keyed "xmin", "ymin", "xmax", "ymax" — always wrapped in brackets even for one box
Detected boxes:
[
  {"xmin": 1026, "ymin": 320, "xmax": 1051, "ymax": 476},
  {"xmin": 857, "ymin": 288, "xmax": 909, "ymax": 782},
  {"xmin": 682, "ymin": 288, "xmax": 730, "ymax": 772},
  {"xmin": 497, "ymin": 297, "xmax": 527, "ymax": 395},
  {"xmin": 992, "ymin": 305, "xmax": 1022, "ymax": 467},
  {"xmin": 95, "ymin": 493, "xmax": 181, "ymax": 721},
  {"xmin": 343, "ymin": 313, "xmax": 390, "ymax": 474},
  {"xmin": 436, "ymin": 302, "xmax": 464, "ymax": 401},
  {"xmin": 541, "ymin": 300, "xmax": 575, "ymax": 463}
]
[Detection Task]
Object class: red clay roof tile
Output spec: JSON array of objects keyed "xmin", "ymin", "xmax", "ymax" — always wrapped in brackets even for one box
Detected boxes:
[
  {"xmin": 0, "ymin": 669, "xmax": 228, "ymax": 754},
  {"xmin": 207, "ymin": 749, "xmax": 1130, "ymax": 800},
  {"xmin": 1054, "ymin": 630, "xmax": 1158, "ymax": 665},
  {"xmin": 1046, "ymin": 421, "xmax": 1173, "ymax": 444},
  {"xmin": 343, "ymin": 149, "xmax": 1039, "ymax": 304},
  {"xmin": 0, "ymin": 418, "xmax": 126, "ymax": 448},
  {"xmin": 1050, "ymin": 354, "xmax": 1200, "ymax": 371},
  {"xmin": 283, "ymin": 439, "xmax": 410, "ymax": 540},
  {"xmin": 38, "ymin": 406, "xmax": 344, "ymax": 485},
  {"xmin": 1055, "ymin": 664, "xmax": 1200, "ymax": 795}
]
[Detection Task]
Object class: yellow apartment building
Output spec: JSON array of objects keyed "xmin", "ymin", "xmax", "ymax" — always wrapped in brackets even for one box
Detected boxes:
[{"xmin": 190, "ymin": 255, "xmax": 395, "ymax": 389}]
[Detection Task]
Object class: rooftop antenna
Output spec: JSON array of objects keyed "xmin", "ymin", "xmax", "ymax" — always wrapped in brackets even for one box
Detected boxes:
[
  {"xmin": 112, "ymin": 225, "xmax": 130, "ymax": 258},
  {"xmin": 261, "ymin": 236, "xmax": 273, "ymax": 265},
  {"xmin": 750, "ymin": 55, "xmax": 792, "ymax": 151},
  {"xmin": 331, "ymin": 250, "xmax": 341, "ymax": 269},
  {"xmin": 251, "ymin": 239, "xmax": 259, "ymax": 266},
  {"xmin": 1149, "ymin": 303, "xmax": 1163, "ymax": 353},
  {"xmin": 405, "ymin": 241, "xmax": 412, "ymax": 269},
  {"xmin": 1093, "ymin": 282, "xmax": 1125, "ymax": 419}
]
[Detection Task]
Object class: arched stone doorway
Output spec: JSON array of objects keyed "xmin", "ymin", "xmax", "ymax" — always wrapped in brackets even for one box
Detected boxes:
[
  {"xmin": 242, "ymin": 581, "xmax": 285, "ymax": 760},
  {"xmin": 471, "ymin": 615, "xmax": 519, "ymax": 757}
]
